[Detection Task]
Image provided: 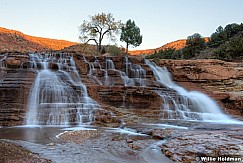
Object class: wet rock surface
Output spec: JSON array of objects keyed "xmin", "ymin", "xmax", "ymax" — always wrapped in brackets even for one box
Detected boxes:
[
  {"xmin": 58, "ymin": 130, "xmax": 100, "ymax": 144},
  {"xmin": 114, "ymin": 122, "xmax": 243, "ymax": 162}
]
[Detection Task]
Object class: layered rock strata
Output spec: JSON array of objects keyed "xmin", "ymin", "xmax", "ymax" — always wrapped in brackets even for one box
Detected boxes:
[{"xmin": 0, "ymin": 54, "xmax": 36, "ymax": 126}]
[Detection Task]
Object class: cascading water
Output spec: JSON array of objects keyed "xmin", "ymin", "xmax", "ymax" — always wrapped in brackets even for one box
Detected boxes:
[
  {"xmin": 106, "ymin": 58, "xmax": 115, "ymax": 70},
  {"xmin": 26, "ymin": 53, "xmax": 99, "ymax": 125},
  {"xmin": 129, "ymin": 64, "xmax": 146, "ymax": 86},
  {"xmin": 0, "ymin": 55, "xmax": 7, "ymax": 81},
  {"xmin": 82, "ymin": 56, "xmax": 146, "ymax": 87},
  {"xmin": 83, "ymin": 56, "xmax": 103, "ymax": 85},
  {"xmin": 121, "ymin": 57, "xmax": 146, "ymax": 86},
  {"xmin": 0, "ymin": 54, "xmax": 7, "ymax": 68},
  {"xmin": 145, "ymin": 59, "xmax": 235, "ymax": 122},
  {"xmin": 103, "ymin": 57, "xmax": 114, "ymax": 86}
]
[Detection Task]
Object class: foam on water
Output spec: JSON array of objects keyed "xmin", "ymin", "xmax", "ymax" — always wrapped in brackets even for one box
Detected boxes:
[{"xmin": 105, "ymin": 128, "xmax": 148, "ymax": 136}]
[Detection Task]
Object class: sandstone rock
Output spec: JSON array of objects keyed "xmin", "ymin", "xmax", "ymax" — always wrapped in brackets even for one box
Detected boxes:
[
  {"xmin": 150, "ymin": 129, "xmax": 173, "ymax": 140},
  {"xmin": 58, "ymin": 130, "xmax": 100, "ymax": 144},
  {"xmin": 5, "ymin": 58, "xmax": 21, "ymax": 68},
  {"xmin": 126, "ymin": 139, "xmax": 134, "ymax": 143},
  {"xmin": 0, "ymin": 67, "xmax": 36, "ymax": 126},
  {"xmin": 92, "ymin": 109, "xmax": 122, "ymax": 128},
  {"xmin": 128, "ymin": 143, "xmax": 142, "ymax": 150}
]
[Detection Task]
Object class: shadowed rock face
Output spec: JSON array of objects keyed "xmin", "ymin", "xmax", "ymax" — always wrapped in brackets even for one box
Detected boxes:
[{"xmin": 0, "ymin": 54, "xmax": 36, "ymax": 126}]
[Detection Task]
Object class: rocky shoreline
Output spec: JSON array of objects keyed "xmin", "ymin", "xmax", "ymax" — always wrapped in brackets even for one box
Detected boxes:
[{"xmin": 0, "ymin": 140, "xmax": 51, "ymax": 163}]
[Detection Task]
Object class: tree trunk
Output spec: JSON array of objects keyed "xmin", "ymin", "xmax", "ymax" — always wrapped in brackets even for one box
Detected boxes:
[
  {"xmin": 126, "ymin": 43, "xmax": 129, "ymax": 55},
  {"xmin": 98, "ymin": 38, "xmax": 102, "ymax": 52}
]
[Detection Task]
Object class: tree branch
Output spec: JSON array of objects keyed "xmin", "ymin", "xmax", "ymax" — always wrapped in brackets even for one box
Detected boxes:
[
  {"xmin": 91, "ymin": 26, "xmax": 100, "ymax": 33},
  {"xmin": 85, "ymin": 38, "xmax": 98, "ymax": 46},
  {"xmin": 101, "ymin": 29, "xmax": 110, "ymax": 40}
]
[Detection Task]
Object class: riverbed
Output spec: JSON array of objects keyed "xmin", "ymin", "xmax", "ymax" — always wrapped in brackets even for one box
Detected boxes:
[{"xmin": 1, "ymin": 121, "xmax": 243, "ymax": 162}]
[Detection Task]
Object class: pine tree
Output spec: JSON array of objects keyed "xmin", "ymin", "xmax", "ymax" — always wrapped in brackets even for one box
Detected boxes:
[{"xmin": 120, "ymin": 19, "xmax": 142, "ymax": 54}]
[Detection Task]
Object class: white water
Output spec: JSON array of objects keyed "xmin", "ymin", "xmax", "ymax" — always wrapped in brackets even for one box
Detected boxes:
[
  {"xmin": 124, "ymin": 57, "xmax": 146, "ymax": 86},
  {"xmin": 26, "ymin": 53, "xmax": 99, "ymax": 125},
  {"xmin": 145, "ymin": 59, "xmax": 236, "ymax": 122},
  {"xmin": 106, "ymin": 58, "xmax": 115, "ymax": 70},
  {"xmin": 0, "ymin": 54, "xmax": 7, "ymax": 68}
]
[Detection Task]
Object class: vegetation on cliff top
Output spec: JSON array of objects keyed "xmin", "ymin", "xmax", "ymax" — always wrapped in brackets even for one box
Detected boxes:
[
  {"xmin": 78, "ymin": 13, "xmax": 143, "ymax": 55},
  {"xmin": 146, "ymin": 23, "xmax": 243, "ymax": 61}
]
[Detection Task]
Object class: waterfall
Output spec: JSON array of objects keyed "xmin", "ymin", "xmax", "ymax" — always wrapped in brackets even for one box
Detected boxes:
[
  {"xmin": 129, "ymin": 64, "xmax": 146, "ymax": 86},
  {"xmin": 106, "ymin": 58, "xmax": 115, "ymax": 70},
  {"xmin": 83, "ymin": 57, "xmax": 146, "ymax": 87},
  {"xmin": 0, "ymin": 54, "xmax": 7, "ymax": 68},
  {"xmin": 145, "ymin": 59, "xmax": 235, "ymax": 122},
  {"xmin": 26, "ymin": 53, "xmax": 99, "ymax": 125},
  {"xmin": 120, "ymin": 57, "xmax": 146, "ymax": 86}
]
